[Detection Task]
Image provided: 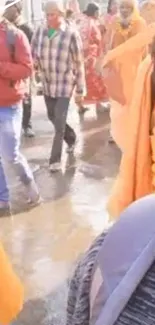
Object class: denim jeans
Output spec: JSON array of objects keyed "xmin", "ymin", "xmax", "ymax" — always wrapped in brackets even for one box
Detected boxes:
[{"xmin": 0, "ymin": 105, "xmax": 34, "ymax": 202}]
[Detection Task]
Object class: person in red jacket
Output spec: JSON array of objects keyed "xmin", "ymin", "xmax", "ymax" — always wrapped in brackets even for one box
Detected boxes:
[
  {"xmin": 0, "ymin": 12, "xmax": 40, "ymax": 216},
  {"xmin": 5, "ymin": 0, "xmax": 35, "ymax": 138}
]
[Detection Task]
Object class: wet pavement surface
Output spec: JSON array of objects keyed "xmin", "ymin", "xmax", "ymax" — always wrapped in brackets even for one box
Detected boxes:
[{"xmin": 0, "ymin": 97, "xmax": 120, "ymax": 325}]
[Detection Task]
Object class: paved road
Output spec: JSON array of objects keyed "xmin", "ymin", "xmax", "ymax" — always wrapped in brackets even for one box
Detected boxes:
[{"xmin": 0, "ymin": 97, "xmax": 120, "ymax": 325}]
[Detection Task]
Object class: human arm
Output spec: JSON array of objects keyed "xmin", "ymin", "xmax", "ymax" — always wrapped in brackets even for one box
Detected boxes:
[
  {"xmin": 135, "ymin": 17, "xmax": 147, "ymax": 34},
  {"xmin": 95, "ymin": 22, "xmax": 114, "ymax": 74},
  {"xmin": 96, "ymin": 22, "xmax": 155, "ymax": 71},
  {"xmin": 0, "ymin": 30, "xmax": 33, "ymax": 81},
  {"xmin": 70, "ymin": 30, "xmax": 86, "ymax": 97}
]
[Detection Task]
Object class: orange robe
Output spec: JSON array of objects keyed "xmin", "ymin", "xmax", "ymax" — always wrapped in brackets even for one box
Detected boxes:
[
  {"xmin": 104, "ymin": 16, "xmax": 147, "ymax": 150},
  {"xmin": 107, "ymin": 55, "xmax": 154, "ymax": 219},
  {"xmin": 0, "ymin": 242, "xmax": 24, "ymax": 324},
  {"xmin": 105, "ymin": 24, "xmax": 155, "ymax": 219}
]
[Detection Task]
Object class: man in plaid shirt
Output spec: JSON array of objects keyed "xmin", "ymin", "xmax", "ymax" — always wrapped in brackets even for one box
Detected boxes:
[{"xmin": 31, "ymin": 0, "xmax": 86, "ymax": 172}]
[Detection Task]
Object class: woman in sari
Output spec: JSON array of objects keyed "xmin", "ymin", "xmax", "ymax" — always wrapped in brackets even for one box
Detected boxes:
[
  {"xmin": 105, "ymin": 27, "xmax": 155, "ymax": 219},
  {"xmin": 77, "ymin": 2, "xmax": 108, "ymax": 115}
]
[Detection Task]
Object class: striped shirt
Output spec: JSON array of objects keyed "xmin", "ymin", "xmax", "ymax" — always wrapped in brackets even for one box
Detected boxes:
[
  {"xmin": 31, "ymin": 22, "xmax": 86, "ymax": 98},
  {"xmin": 67, "ymin": 232, "xmax": 155, "ymax": 325}
]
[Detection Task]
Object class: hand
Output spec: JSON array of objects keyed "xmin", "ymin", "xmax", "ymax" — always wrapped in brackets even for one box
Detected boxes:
[{"xmin": 75, "ymin": 94, "xmax": 84, "ymax": 106}]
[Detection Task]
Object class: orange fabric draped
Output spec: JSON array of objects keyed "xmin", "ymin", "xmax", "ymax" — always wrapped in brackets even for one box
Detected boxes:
[
  {"xmin": 107, "ymin": 55, "xmax": 154, "ymax": 219},
  {"xmin": 102, "ymin": 23, "xmax": 155, "ymax": 151},
  {"xmin": 77, "ymin": 15, "xmax": 107, "ymax": 104},
  {"xmin": 105, "ymin": 16, "xmax": 146, "ymax": 50},
  {"xmin": 103, "ymin": 23, "xmax": 155, "ymax": 66},
  {"xmin": 102, "ymin": 15, "xmax": 146, "ymax": 150},
  {"xmin": 0, "ymin": 242, "xmax": 24, "ymax": 324}
]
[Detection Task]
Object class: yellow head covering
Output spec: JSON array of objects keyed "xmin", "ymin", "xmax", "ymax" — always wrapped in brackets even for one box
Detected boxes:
[{"xmin": 118, "ymin": 0, "xmax": 140, "ymax": 19}]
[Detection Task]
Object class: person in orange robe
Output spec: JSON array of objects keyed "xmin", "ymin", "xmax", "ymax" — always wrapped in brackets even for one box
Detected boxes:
[
  {"xmin": 103, "ymin": 25, "xmax": 155, "ymax": 220},
  {"xmin": 77, "ymin": 2, "xmax": 108, "ymax": 115},
  {"xmin": 102, "ymin": 0, "xmax": 147, "ymax": 144},
  {"xmin": 105, "ymin": 0, "xmax": 146, "ymax": 50}
]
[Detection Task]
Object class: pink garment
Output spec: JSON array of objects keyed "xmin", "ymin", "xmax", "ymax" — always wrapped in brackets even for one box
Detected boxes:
[
  {"xmin": 104, "ymin": 14, "xmax": 116, "ymax": 26},
  {"xmin": 77, "ymin": 15, "xmax": 101, "ymax": 51},
  {"xmin": 77, "ymin": 15, "xmax": 107, "ymax": 104}
]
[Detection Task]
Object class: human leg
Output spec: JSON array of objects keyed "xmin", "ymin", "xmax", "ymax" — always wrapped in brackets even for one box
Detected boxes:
[
  {"xmin": 49, "ymin": 98, "xmax": 70, "ymax": 165},
  {"xmin": 44, "ymin": 97, "xmax": 76, "ymax": 169},
  {"xmin": 0, "ymin": 105, "xmax": 40, "ymax": 204},
  {"xmin": 22, "ymin": 94, "xmax": 35, "ymax": 137}
]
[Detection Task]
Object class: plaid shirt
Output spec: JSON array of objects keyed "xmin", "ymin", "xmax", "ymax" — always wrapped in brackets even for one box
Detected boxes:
[{"xmin": 31, "ymin": 22, "xmax": 86, "ymax": 98}]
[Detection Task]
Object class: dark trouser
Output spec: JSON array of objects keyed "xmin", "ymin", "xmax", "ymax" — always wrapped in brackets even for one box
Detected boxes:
[
  {"xmin": 22, "ymin": 94, "xmax": 32, "ymax": 129},
  {"xmin": 44, "ymin": 96, "xmax": 76, "ymax": 164}
]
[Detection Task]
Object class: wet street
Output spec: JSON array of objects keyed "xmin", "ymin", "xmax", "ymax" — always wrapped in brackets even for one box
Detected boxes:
[{"xmin": 0, "ymin": 97, "xmax": 120, "ymax": 325}]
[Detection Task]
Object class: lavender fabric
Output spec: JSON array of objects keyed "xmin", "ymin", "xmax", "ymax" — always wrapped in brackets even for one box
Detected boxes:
[{"xmin": 90, "ymin": 195, "xmax": 155, "ymax": 325}]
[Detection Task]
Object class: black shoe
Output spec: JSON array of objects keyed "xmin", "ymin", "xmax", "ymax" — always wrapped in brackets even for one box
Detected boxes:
[
  {"xmin": 78, "ymin": 107, "xmax": 89, "ymax": 115},
  {"xmin": 0, "ymin": 203, "xmax": 11, "ymax": 217}
]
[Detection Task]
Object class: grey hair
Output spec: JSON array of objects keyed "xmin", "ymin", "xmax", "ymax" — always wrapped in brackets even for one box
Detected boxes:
[{"xmin": 117, "ymin": 0, "xmax": 138, "ymax": 8}]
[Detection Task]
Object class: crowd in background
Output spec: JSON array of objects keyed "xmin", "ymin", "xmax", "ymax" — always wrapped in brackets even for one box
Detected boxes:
[{"xmin": 1, "ymin": 0, "xmax": 155, "ymax": 217}]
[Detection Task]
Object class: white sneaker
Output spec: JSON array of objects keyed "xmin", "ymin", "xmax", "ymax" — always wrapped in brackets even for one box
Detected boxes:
[
  {"xmin": 66, "ymin": 144, "xmax": 75, "ymax": 154},
  {"xmin": 49, "ymin": 162, "xmax": 61, "ymax": 172},
  {"xmin": 26, "ymin": 180, "xmax": 42, "ymax": 206}
]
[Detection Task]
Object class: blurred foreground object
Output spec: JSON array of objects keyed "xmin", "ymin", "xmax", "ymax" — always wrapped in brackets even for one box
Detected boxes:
[{"xmin": 0, "ymin": 242, "xmax": 23, "ymax": 324}]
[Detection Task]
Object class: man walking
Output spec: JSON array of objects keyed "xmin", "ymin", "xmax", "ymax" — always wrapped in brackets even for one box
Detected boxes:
[
  {"xmin": 4, "ymin": 0, "xmax": 35, "ymax": 137},
  {"xmin": 0, "ymin": 7, "xmax": 40, "ymax": 216},
  {"xmin": 31, "ymin": 0, "xmax": 86, "ymax": 172}
]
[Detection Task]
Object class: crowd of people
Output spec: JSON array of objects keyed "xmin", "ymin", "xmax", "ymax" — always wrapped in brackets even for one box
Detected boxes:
[
  {"xmin": 0, "ymin": 0, "xmax": 112, "ymax": 218},
  {"xmin": 1, "ymin": 0, "xmax": 155, "ymax": 324},
  {"xmin": 1, "ymin": 0, "xmax": 155, "ymax": 215}
]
